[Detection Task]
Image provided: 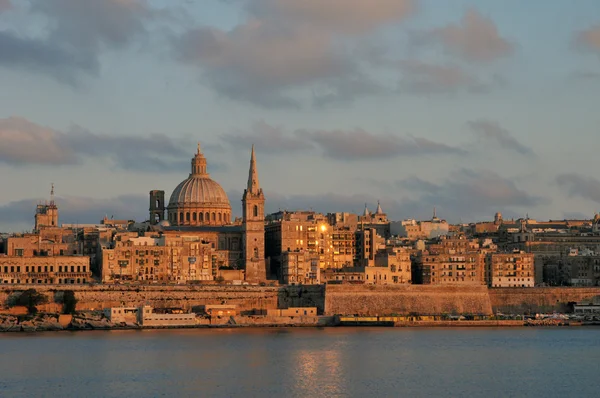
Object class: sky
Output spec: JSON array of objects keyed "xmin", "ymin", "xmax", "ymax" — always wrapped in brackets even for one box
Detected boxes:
[{"xmin": 1, "ymin": 0, "xmax": 600, "ymax": 232}]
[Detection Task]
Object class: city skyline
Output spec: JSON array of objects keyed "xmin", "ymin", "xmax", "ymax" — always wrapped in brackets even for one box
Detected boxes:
[{"xmin": 1, "ymin": 0, "xmax": 600, "ymax": 231}]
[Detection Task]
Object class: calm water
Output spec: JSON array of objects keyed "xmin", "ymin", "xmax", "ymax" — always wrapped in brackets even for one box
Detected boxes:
[{"xmin": 1, "ymin": 327, "xmax": 599, "ymax": 397}]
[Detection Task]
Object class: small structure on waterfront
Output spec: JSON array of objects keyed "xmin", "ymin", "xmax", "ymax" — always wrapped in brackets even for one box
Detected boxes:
[
  {"xmin": 201, "ymin": 304, "xmax": 238, "ymax": 317},
  {"xmin": 103, "ymin": 305, "xmax": 197, "ymax": 326},
  {"xmin": 573, "ymin": 296, "xmax": 600, "ymax": 314},
  {"xmin": 267, "ymin": 307, "xmax": 317, "ymax": 317}
]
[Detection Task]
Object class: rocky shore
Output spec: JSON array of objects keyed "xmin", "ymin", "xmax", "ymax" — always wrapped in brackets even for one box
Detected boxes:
[{"xmin": 0, "ymin": 313, "xmax": 129, "ymax": 332}]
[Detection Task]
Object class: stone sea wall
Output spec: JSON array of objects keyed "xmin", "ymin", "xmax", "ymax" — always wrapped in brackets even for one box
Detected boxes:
[
  {"xmin": 0, "ymin": 284, "xmax": 326, "ymax": 314},
  {"xmin": 489, "ymin": 287, "xmax": 600, "ymax": 314},
  {"xmin": 2, "ymin": 284, "xmax": 599, "ymax": 317},
  {"xmin": 324, "ymin": 284, "xmax": 494, "ymax": 316}
]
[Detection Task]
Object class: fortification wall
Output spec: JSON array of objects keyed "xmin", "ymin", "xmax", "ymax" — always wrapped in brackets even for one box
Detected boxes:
[
  {"xmin": 489, "ymin": 287, "xmax": 600, "ymax": 314},
  {"xmin": 324, "ymin": 284, "xmax": 493, "ymax": 316},
  {"xmin": 0, "ymin": 284, "xmax": 326, "ymax": 314},
  {"xmin": 3, "ymin": 284, "xmax": 599, "ymax": 316}
]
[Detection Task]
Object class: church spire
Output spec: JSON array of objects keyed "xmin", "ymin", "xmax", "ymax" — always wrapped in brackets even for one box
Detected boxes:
[
  {"xmin": 375, "ymin": 200, "xmax": 383, "ymax": 215},
  {"xmin": 247, "ymin": 144, "xmax": 260, "ymax": 194}
]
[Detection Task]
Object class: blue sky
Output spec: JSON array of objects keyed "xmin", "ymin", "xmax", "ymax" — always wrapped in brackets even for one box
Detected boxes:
[{"xmin": 1, "ymin": 0, "xmax": 599, "ymax": 232}]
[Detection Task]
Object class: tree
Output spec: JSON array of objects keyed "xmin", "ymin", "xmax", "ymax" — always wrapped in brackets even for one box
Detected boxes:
[
  {"xmin": 62, "ymin": 290, "xmax": 78, "ymax": 314},
  {"xmin": 15, "ymin": 289, "xmax": 48, "ymax": 314}
]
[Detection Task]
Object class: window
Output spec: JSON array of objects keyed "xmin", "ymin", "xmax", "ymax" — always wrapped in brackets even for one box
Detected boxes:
[
  {"xmin": 15, "ymin": 249, "xmax": 23, "ymax": 256},
  {"xmin": 253, "ymin": 205, "xmax": 258, "ymax": 217}
]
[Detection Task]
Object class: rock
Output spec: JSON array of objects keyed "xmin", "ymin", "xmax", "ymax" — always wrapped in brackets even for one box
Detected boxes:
[{"xmin": 20, "ymin": 320, "xmax": 37, "ymax": 332}]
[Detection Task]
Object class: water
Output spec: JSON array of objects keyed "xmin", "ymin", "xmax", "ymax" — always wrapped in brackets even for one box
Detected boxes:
[{"xmin": 1, "ymin": 327, "xmax": 599, "ymax": 397}]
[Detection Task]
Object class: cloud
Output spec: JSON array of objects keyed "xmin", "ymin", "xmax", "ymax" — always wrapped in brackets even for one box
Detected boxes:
[
  {"xmin": 570, "ymin": 70, "xmax": 600, "ymax": 80},
  {"xmin": 421, "ymin": 8, "xmax": 513, "ymax": 63},
  {"xmin": 0, "ymin": 117, "xmax": 77, "ymax": 165},
  {"xmin": 0, "ymin": 0, "xmax": 11, "ymax": 12},
  {"xmin": 247, "ymin": 0, "xmax": 415, "ymax": 35},
  {"xmin": 255, "ymin": 169, "xmax": 540, "ymax": 223},
  {"xmin": 221, "ymin": 120, "xmax": 313, "ymax": 153},
  {"xmin": 397, "ymin": 169, "xmax": 544, "ymax": 221},
  {"xmin": 0, "ymin": 31, "xmax": 97, "ymax": 84},
  {"xmin": 397, "ymin": 60, "xmax": 504, "ymax": 94},
  {"xmin": 556, "ymin": 173, "xmax": 600, "ymax": 203},
  {"xmin": 300, "ymin": 128, "xmax": 467, "ymax": 160},
  {"xmin": 0, "ymin": 0, "xmax": 159, "ymax": 84},
  {"xmin": 574, "ymin": 25, "xmax": 600, "ymax": 53},
  {"xmin": 0, "ymin": 194, "xmax": 148, "ymax": 232},
  {"xmin": 0, "ymin": 116, "xmax": 192, "ymax": 172},
  {"xmin": 468, "ymin": 120, "xmax": 533, "ymax": 155},
  {"xmin": 172, "ymin": 0, "xmax": 414, "ymax": 107}
]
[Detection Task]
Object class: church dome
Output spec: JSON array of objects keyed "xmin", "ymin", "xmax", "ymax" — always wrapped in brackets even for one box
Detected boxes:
[
  {"xmin": 167, "ymin": 144, "xmax": 232, "ymax": 226},
  {"xmin": 169, "ymin": 177, "xmax": 230, "ymax": 207}
]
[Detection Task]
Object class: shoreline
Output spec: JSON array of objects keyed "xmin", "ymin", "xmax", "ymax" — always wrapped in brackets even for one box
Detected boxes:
[{"xmin": 2, "ymin": 319, "xmax": 598, "ymax": 333}]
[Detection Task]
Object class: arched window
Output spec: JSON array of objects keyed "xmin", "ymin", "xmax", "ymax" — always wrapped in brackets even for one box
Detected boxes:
[
  {"xmin": 192, "ymin": 212, "xmax": 197, "ymax": 222},
  {"xmin": 156, "ymin": 199, "xmax": 160, "ymax": 208},
  {"xmin": 212, "ymin": 212, "xmax": 216, "ymax": 221},
  {"xmin": 179, "ymin": 212, "xmax": 184, "ymax": 223},
  {"xmin": 205, "ymin": 212, "xmax": 209, "ymax": 222},
  {"xmin": 218, "ymin": 213, "xmax": 222, "ymax": 222},
  {"xmin": 199, "ymin": 212, "xmax": 204, "ymax": 222},
  {"xmin": 253, "ymin": 205, "xmax": 258, "ymax": 217},
  {"xmin": 186, "ymin": 212, "xmax": 190, "ymax": 222}
]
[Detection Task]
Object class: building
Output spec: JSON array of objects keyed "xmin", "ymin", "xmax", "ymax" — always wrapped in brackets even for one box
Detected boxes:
[
  {"xmin": 375, "ymin": 247, "xmax": 412, "ymax": 284},
  {"xmin": 486, "ymin": 251, "xmax": 535, "ymax": 288},
  {"xmin": 0, "ymin": 255, "xmax": 91, "ymax": 284},
  {"xmin": 267, "ymin": 307, "xmax": 317, "ymax": 316},
  {"xmin": 356, "ymin": 227, "xmax": 385, "ymax": 267},
  {"xmin": 104, "ymin": 306, "xmax": 197, "ymax": 326},
  {"xmin": 391, "ymin": 209, "xmax": 449, "ymax": 239},
  {"xmin": 358, "ymin": 202, "xmax": 391, "ymax": 239},
  {"xmin": 1, "ymin": 189, "xmax": 94, "ymax": 285},
  {"xmin": 413, "ymin": 235, "xmax": 485, "ymax": 285},
  {"xmin": 102, "ymin": 144, "xmax": 267, "ymax": 283},
  {"xmin": 265, "ymin": 210, "xmax": 331, "ymax": 279},
  {"xmin": 281, "ymin": 250, "xmax": 320, "ymax": 285}
]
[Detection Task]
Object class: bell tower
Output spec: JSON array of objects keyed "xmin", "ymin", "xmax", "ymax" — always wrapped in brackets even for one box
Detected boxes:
[
  {"xmin": 242, "ymin": 145, "xmax": 266, "ymax": 281},
  {"xmin": 35, "ymin": 183, "xmax": 59, "ymax": 231},
  {"xmin": 149, "ymin": 190, "xmax": 165, "ymax": 225}
]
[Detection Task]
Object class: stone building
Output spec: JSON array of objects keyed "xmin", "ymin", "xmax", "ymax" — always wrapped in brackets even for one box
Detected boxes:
[
  {"xmin": 375, "ymin": 247, "xmax": 412, "ymax": 284},
  {"xmin": 413, "ymin": 235, "xmax": 486, "ymax": 285},
  {"xmin": 101, "ymin": 144, "xmax": 266, "ymax": 283},
  {"xmin": 486, "ymin": 251, "xmax": 535, "ymax": 288},
  {"xmin": 357, "ymin": 202, "xmax": 391, "ymax": 239},
  {"xmin": 265, "ymin": 211, "xmax": 330, "ymax": 278},
  {"xmin": 390, "ymin": 208, "xmax": 449, "ymax": 239},
  {"xmin": 281, "ymin": 250, "xmax": 320, "ymax": 285},
  {"xmin": 0, "ymin": 256, "xmax": 91, "ymax": 284},
  {"xmin": 0, "ymin": 193, "xmax": 94, "ymax": 285},
  {"xmin": 265, "ymin": 210, "xmax": 361, "ymax": 281}
]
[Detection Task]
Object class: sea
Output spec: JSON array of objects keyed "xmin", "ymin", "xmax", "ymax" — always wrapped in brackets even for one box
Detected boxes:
[{"xmin": 1, "ymin": 327, "xmax": 599, "ymax": 397}]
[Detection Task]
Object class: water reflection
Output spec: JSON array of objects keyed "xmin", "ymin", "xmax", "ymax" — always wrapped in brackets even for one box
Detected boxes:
[{"xmin": 1, "ymin": 328, "xmax": 599, "ymax": 398}]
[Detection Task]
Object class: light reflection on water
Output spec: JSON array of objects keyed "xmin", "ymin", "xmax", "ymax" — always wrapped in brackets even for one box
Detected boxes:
[{"xmin": 1, "ymin": 327, "xmax": 599, "ymax": 398}]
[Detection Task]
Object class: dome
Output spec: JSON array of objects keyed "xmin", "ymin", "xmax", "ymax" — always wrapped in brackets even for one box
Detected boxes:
[
  {"xmin": 168, "ymin": 177, "xmax": 230, "ymax": 208},
  {"xmin": 166, "ymin": 144, "xmax": 232, "ymax": 226}
]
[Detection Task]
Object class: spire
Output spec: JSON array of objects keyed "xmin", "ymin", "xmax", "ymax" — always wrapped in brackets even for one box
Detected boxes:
[
  {"xmin": 50, "ymin": 183, "xmax": 55, "ymax": 206},
  {"xmin": 363, "ymin": 203, "xmax": 370, "ymax": 217},
  {"xmin": 247, "ymin": 144, "xmax": 260, "ymax": 194},
  {"xmin": 433, "ymin": 206, "xmax": 437, "ymax": 219},
  {"xmin": 375, "ymin": 200, "xmax": 383, "ymax": 215}
]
